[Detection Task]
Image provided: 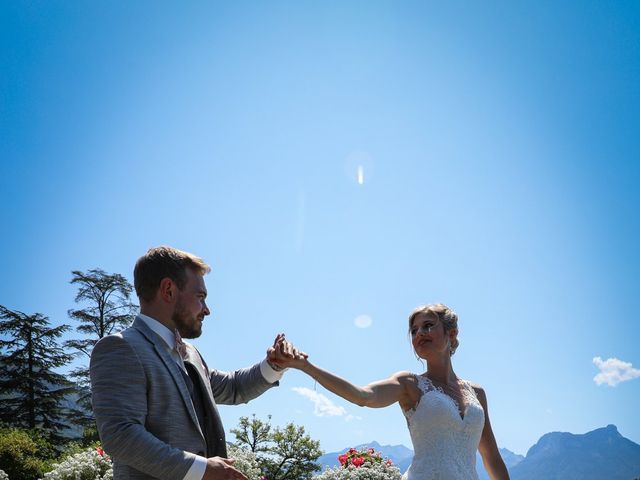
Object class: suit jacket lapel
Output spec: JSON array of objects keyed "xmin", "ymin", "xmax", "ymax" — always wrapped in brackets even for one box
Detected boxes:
[
  {"xmin": 131, "ymin": 317, "xmax": 204, "ymax": 439},
  {"xmin": 183, "ymin": 347, "xmax": 227, "ymax": 457},
  {"xmin": 183, "ymin": 348, "xmax": 215, "ymax": 400}
]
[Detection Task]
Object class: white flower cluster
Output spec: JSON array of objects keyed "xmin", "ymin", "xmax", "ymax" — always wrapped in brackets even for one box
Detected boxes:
[
  {"xmin": 227, "ymin": 444, "xmax": 263, "ymax": 480},
  {"xmin": 0, "ymin": 469, "xmax": 8, "ymax": 480},
  {"xmin": 313, "ymin": 462, "xmax": 403, "ymax": 480},
  {"xmin": 42, "ymin": 448, "xmax": 113, "ymax": 480}
]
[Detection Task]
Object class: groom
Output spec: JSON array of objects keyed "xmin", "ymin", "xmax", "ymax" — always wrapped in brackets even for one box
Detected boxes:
[{"xmin": 90, "ymin": 246, "xmax": 299, "ymax": 480}]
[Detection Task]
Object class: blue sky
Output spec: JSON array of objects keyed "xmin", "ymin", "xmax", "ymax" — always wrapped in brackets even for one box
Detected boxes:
[{"xmin": 1, "ymin": 1, "xmax": 639, "ymax": 456}]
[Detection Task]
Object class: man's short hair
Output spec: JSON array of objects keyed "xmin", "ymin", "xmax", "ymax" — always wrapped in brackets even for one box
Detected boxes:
[{"xmin": 134, "ymin": 246, "xmax": 211, "ymax": 302}]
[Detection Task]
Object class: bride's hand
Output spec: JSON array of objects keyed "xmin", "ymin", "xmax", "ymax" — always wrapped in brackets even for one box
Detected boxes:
[{"xmin": 266, "ymin": 334, "xmax": 309, "ymax": 370}]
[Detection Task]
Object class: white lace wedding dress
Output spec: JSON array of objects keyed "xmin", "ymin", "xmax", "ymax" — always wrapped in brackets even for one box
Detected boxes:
[{"xmin": 402, "ymin": 375, "xmax": 485, "ymax": 480}]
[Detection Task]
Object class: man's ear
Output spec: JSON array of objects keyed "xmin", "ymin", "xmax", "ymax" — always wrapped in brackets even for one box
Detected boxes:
[{"xmin": 158, "ymin": 278, "xmax": 176, "ymax": 304}]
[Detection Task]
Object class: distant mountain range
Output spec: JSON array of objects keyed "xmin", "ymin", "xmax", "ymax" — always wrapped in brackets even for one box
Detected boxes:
[
  {"xmin": 319, "ymin": 425, "xmax": 640, "ymax": 480},
  {"xmin": 510, "ymin": 424, "xmax": 640, "ymax": 480}
]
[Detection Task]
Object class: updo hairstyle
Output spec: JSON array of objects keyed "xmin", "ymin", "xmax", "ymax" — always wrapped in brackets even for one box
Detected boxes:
[{"xmin": 408, "ymin": 303, "xmax": 459, "ymax": 355}]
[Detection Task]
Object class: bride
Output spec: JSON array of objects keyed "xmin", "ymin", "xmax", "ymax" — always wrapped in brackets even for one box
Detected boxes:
[{"xmin": 284, "ymin": 303, "xmax": 509, "ymax": 480}]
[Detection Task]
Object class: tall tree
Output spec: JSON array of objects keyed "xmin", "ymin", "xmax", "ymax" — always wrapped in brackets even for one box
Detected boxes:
[
  {"xmin": 232, "ymin": 414, "xmax": 273, "ymax": 455},
  {"xmin": 64, "ymin": 269, "xmax": 137, "ymax": 425},
  {"xmin": 266, "ymin": 422, "xmax": 323, "ymax": 480},
  {"xmin": 232, "ymin": 415, "xmax": 322, "ymax": 480},
  {"xmin": 0, "ymin": 305, "xmax": 76, "ymax": 442}
]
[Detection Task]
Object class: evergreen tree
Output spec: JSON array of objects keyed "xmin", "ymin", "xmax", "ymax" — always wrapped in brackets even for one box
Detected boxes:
[
  {"xmin": 64, "ymin": 268, "xmax": 137, "ymax": 426},
  {"xmin": 0, "ymin": 306, "xmax": 76, "ymax": 443},
  {"xmin": 232, "ymin": 415, "xmax": 322, "ymax": 480}
]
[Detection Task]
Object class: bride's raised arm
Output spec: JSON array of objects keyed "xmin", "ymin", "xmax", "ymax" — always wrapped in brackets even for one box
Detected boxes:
[{"xmin": 282, "ymin": 351, "xmax": 412, "ymax": 408}]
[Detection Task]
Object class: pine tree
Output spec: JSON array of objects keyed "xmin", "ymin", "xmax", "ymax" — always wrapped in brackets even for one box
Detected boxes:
[
  {"xmin": 0, "ymin": 305, "xmax": 76, "ymax": 443},
  {"xmin": 64, "ymin": 268, "xmax": 137, "ymax": 427}
]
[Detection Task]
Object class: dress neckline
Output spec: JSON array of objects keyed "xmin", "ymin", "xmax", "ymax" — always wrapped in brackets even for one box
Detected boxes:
[{"xmin": 416, "ymin": 374, "xmax": 473, "ymax": 421}]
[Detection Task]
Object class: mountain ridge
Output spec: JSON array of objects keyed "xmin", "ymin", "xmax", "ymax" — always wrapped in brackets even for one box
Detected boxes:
[
  {"xmin": 318, "ymin": 425, "xmax": 640, "ymax": 479},
  {"xmin": 510, "ymin": 424, "xmax": 640, "ymax": 480}
]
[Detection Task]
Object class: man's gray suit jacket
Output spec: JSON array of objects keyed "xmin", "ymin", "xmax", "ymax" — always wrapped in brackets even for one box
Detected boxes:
[{"xmin": 90, "ymin": 317, "xmax": 276, "ymax": 480}]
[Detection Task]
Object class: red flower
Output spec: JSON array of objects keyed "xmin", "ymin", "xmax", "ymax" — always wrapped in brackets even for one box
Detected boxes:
[
  {"xmin": 96, "ymin": 447, "xmax": 105, "ymax": 456},
  {"xmin": 386, "ymin": 459, "xmax": 393, "ymax": 465},
  {"xmin": 338, "ymin": 454, "xmax": 348, "ymax": 465},
  {"xmin": 348, "ymin": 448, "xmax": 357, "ymax": 454},
  {"xmin": 351, "ymin": 457, "xmax": 365, "ymax": 467},
  {"xmin": 367, "ymin": 448, "xmax": 375, "ymax": 454}
]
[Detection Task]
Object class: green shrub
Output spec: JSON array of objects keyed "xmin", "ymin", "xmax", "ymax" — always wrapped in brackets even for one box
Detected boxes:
[{"xmin": 0, "ymin": 428, "xmax": 49, "ymax": 480}]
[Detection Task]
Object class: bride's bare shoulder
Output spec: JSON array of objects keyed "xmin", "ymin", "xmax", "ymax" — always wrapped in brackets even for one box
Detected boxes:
[
  {"xmin": 391, "ymin": 371, "xmax": 420, "ymax": 392},
  {"xmin": 392, "ymin": 371, "xmax": 421, "ymax": 410},
  {"xmin": 392, "ymin": 370, "xmax": 416, "ymax": 382},
  {"xmin": 465, "ymin": 380, "xmax": 488, "ymax": 402}
]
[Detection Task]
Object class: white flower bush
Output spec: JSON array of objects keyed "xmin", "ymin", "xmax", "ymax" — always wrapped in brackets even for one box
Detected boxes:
[
  {"xmin": 40, "ymin": 445, "xmax": 260, "ymax": 480},
  {"xmin": 42, "ymin": 448, "xmax": 113, "ymax": 480},
  {"xmin": 0, "ymin": 469, "xmax": 9, "ymax": 480},
  {"xmin": 227, "ymin": 444, "xmax": 262, "ymax": 480},
  {"xmin": 34, "ymin": 443, "xmax": 401, "ymax": 480}
]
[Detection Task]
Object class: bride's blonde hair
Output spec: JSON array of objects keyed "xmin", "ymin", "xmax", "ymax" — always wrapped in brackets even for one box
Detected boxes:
[{"xmin": 408, "ymin": 303, "xmax": 459, "ymax": 355}]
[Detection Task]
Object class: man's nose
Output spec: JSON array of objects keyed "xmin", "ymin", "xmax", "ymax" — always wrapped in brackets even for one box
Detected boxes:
[{"xmin": 203, "ymin": 303, "xmax": 211, "ymax": 316}]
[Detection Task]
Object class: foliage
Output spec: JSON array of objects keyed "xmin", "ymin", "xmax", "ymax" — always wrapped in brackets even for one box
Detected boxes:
[
  {"xmin": 0, "ymin": 469, "xmax": 8, "ymax": 480},
  {"xmin": 227, "ymin": 444, "xmax": 262, "ymax": 480},
  {"xmin": 65, "ymin": 269, "xmax": 137, "ymax": 356},
  {"xmin": 57, "ymin": 438, "xmax": 101, "ymax": 462},
  {"xmin": 64, "ymin": 269, "xmax": 137, "ymax": 426},
  {"xmin": 0, "ymin": 427, "xmax": 50, "ymax": 480},
  {"xmin": 0, "ymin": 306, "xmax": 77, "ymax": 441},
  {"xmin": 232, "ymin": 414, "xmax": 273, "ymax": 455},
  {"xmin": 78, "ymin": 426, "xmax": 100, "ymax": 447},
  {"xmin": 314, "ymin": 448, "xmax": 402, "ymax": 480},
  {"xmin": 43, "ymin": 447, "xmax": 112, "ymax": 480},
  {"xmin": 266, "ymin": 422, "xmax": 323, "ymax": 480},
  {"xmin": 232, "ymin": 415, "xmax": 323, "ymax": 480}
]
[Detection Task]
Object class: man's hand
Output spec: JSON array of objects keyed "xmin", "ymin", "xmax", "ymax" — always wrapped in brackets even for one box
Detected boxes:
[
  {"xmin": 203, "ymin": 457, "xmax": 247, "ymax": 480},
  {"xmin": 266, "ymin": 333, "xmax": 308, "ymax": 370}
]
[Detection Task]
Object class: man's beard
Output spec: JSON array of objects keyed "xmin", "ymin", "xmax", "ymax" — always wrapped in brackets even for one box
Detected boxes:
[{"xmin": 172, "ymin": 298, "xmax": 202, "ymax": 339}]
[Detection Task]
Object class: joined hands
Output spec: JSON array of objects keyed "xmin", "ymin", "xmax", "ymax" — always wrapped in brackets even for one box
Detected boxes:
[{"xmin": 266, "ymin": 333, "xmax": 308, "ymax": 371}]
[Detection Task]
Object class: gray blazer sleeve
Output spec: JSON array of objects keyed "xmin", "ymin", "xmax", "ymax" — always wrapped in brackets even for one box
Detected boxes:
[
  {"xmin": 198, "ymin": 352, "xmax": 277, "ymax": 405},
  {"xmin": 90, "ymin": 335, "xmax": 196, "ymax": 479}
]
